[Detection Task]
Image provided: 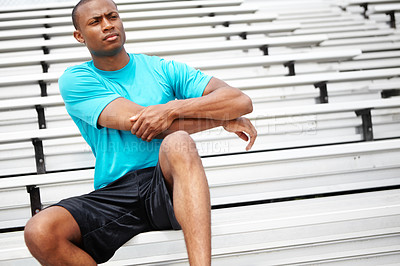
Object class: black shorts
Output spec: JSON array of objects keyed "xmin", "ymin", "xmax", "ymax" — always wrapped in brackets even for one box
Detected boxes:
[{"xmin": 53, "ymin": 163, "xmax": 181, "ymax": 264}]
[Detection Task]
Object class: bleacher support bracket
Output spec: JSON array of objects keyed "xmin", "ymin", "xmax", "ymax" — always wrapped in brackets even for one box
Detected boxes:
[
  {"xmin": 38, "ymin": 80, "xmax": 48, "ymax": 97},
  {"xmin": 381, "ymin": 89, "xmax": 400, "ymax": 98},
  {"xmin": 26, "ymin": 185, "xmax": 42, "ymax": 216},
  {"xmin": 355, "ymin": 108, "xmax": 374, "ymax": 141},
  {"xmin": 314, "ymin": 81, "xmax": 329, "ymax": 103},
  {"xmin": 386, "ymin": 11, "xmax": 397, "ymax": 29},
  {"xmin": 32, "ymin": 138, "xmax": 46, "ymax": 174},
  {"xmin": 35, "ymin": 105, "xmax": 47, "ymax": 129},
  {"xmin": 284, "ymin": 61, "xmax": 296, "ymax": 76},
  {"xmin": 260, "ymin": 45, "xmax": 269, "ymax": 55}
]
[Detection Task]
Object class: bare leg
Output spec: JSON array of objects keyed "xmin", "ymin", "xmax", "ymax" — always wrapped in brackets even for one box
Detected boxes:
[
  {"xmin": 24, "ymin": 206, "xmax": 96, "ymax": 266},
  {"xmin": 159, "ymin": 131, "xmax": 211, "ymax": 266}
]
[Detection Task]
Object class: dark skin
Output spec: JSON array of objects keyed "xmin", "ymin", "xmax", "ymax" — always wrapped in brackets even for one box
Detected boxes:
[
  {"xmin": 73, "ymin": 0, "xmax": 257, "ymax": 149},
  {"xmin": 24, "ymin": 1, "xmax": 257, "ymax": 265}
]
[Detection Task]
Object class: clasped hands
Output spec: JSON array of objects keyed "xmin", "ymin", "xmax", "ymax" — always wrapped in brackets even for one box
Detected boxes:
[{"xmin": 129, "ymin": 104, "xmax": 257, "ymax": 151}]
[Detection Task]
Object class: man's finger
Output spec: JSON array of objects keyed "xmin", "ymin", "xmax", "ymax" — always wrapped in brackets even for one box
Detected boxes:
[
  {"xmin": 235, "ymin": 131, "xmax": 248, "ymax": 142},
  {"xmin": 142, "ymin": 126, "xmax": 157, "ymax": 142},
  {"xmin": 136, "ymin": 124, "xmax": 147, "ymax": 139},
  {"xmin": 146, "ymin": 132, "xmax": 156, "ymax": 142},
  {"xmin": 246, "ymin": 135, "xmax": 255, "ymax": 151},
  {"xmin": 246, "ymin": 126, "xmax": 257, "ymax": 151},
  {"xmin": 130, "ymin": 108, "xmax": 146, "ymax": 121},
  {"xmin": 131, "ymin": 122, "xmax": 139, "ymax": 134},
  {"xmin": 131, "ymin": 117, "xmax": 143, "ymax": 135}
]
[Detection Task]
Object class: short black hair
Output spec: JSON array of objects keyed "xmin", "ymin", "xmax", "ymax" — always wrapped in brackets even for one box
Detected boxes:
[{"xmin": 72, "ymin": 0, "xmax": 117, "ymax": 30}]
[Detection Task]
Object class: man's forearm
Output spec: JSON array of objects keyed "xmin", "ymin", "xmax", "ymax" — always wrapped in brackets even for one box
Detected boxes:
[
  {"xmin": 130, "ymin": 78, "xmax": 254, "ymax": 142},
  {"xmin": 155, "ymin": 118, "xmax": 225, "ymax": 139},
  {"xmin": 155, "ymin": 116, "xmax": 258, "ymax": 151},
  {"xmin": 168, "ymin": 86, "xmax": 253, "ymax": 121}
]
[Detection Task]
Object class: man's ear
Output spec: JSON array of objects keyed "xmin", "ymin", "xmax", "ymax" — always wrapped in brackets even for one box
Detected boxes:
[{"xmin": 74, "ymin": 30, "xmax": 85, "ymax": 44}]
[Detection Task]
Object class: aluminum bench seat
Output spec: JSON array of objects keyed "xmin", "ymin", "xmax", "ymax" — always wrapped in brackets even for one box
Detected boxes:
[
  {"xmin": 320, "ymin": 28, "xmax": 396, "ymax": 40},
  {"xmin": 319, "ymin": 34, "xmax": 400, "ymax": 47},
  {"xmin": 228, "ymin": 67, "xmax": 400, "ymax": 90},
  {"xmin": 1, "ymin": 15, "xmax": 366, "ymax": 43},
  {"xmin": 0, "ymin": 32, "xmax": 323, "ymax": 56},
  {"xmin": 270, "ymin": 7, "xmax": 341, "ymax": 16},
  {"xmin": 2, "ymin": 63, "xmax": 396, "ymax": 90},
  {"xmin": 1, "ymin": 0, "xmax": 400, "ymax": 264},
  {"xmin": 0, "ymin": 13, "xmax": 277, "ymax": 41},
  {"xmin": 0, "ymin": 67, "xmax": 397, "ymax": 107},
  {"xmin": 0, "ymin": 0, "xmax": 187, "ymax": 13},
  {"xmin": 292, "ymin": 23, "xmax": 381, "ymax": 35},
  {"xmin": 368, "ymin": 3, "xmax": 400, "ymax": 28},
  {"xmin": 107, "ymin": 189, "xmax": 400, "ymax": 265},
  {"xmin": 0, "ymin": 23, "xmax": 300, "ymax": 54},
  {"xmin": 0, "ymin": 95, "xmax": 64, "ymax": 111},
  {"xmin": 188, "ymin": 49, "xmax": 361, "ymax": 70},
  {"xmin": 276, "ymin": 14, "xmax": 366, "ymax": 24},
  {"xmin": 312, "ymin": 41, "xmax": 400, "ymax": 53},
  {"xmin": 1, "ymin": 138, "xmax": 400, "ymax": 227},
  {"xmin": 0, "ymin": 5, "xmax": 258, "ymax": 30},
  {"xmin": 1, "ymin": 186, "xmax": 399, "ymax": 265},
  {"xmin": 341, "ymin": 0, "xmax": 400, "ymax": 6},
  {"xmin": 0, "ymin": 0, "xmax": 243, "ymax": 22},
  {"xmin": 271, "ymin": 10, "xmax": 344, "ymax": 21},
  {"xmin": 0, "ymin": 33, "xmax": 327, "ymax": 66},
  {"xmin": 338, "ymin": 0, "xmax": 400, "ymax": 14},
  {"xmin": 3, "ymin": 97, "xmax": 399, "ymax": 143},
  {"xmin": 0, "ymin": 97, "xmax": 398, "ymax": 177},
  {"xmin": 0, "ymin": 48, "xmax": 359, "ymax": 74},
  {"xmin": 327, "ymin": 57, "xmax": 400, "ymax": 71},
  {"xmin": 369, "ymin": 79, "xmax": 400, "ymax": 91},
  {"xmin": 297, "ymin": 19, "xmax": 368, "ymax": 29},
  {"xmin": 367, "ymin": 3, "xmax": 400, "ymax": 13},
  {"xmin": 245, "ymin": 79, "xmax": 383, "ymax": 107}
]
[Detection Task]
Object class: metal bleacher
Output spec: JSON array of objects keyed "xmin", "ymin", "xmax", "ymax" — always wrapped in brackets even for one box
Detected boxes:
[{"xmin": 0, "ymin": 0, "xmax": 400, "ymax": 265}]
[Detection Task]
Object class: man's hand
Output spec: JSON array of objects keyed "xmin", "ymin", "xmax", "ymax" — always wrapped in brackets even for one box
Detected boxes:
[
  {"xmin": 130, "ymin": 104, "xmax": 176, "ymax": 142},
  {"xmin": 223, "ymin": 117, "xmax": 257, "ymax": 151}
]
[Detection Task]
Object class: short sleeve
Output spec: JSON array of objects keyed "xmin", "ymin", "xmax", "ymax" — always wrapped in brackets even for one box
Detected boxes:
[
  {"xmin": 58, "ymin": 66, "xmax": 121, "ymax": 129},
  {"xmin": 160, "ymin": 59, "xmax": 212, "ymax": 100}
]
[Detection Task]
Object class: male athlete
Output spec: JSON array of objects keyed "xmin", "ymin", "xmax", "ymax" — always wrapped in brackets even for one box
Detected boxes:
[{"xmin": 24, "ymin": 0, "xmax": 257, "ymax": 265}]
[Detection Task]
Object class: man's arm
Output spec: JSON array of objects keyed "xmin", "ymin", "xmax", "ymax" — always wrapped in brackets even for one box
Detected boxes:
[
  {"xmin": 97, "ymin": 97, "xmax": 226, "ymax": 134},
  {"xmin": 130, "ymin": 78, "xmax": 253, "ymax": 138},
  {"xmin": 98, "ymin": 77, "xmax": 257, "ymax": 150}
]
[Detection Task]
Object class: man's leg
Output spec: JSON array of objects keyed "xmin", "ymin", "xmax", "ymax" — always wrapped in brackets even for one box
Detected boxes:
[
  {"xmin": 24, "ymin": 206, "xmax": 96, "ymax": 266},
  {"xmin": 159, "ymin": 131, "xmax": 211, "ymax": 266}
]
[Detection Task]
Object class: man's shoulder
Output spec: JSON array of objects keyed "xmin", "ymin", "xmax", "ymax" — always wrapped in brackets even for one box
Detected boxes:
[
  {"xmin": 58, "ymin": 61, "xmax": 100, "ymax": 97},
  {"xmin": 61, "ymin": 61, "xmax": 94, "ymax": 77},
  {"xmin": 59, "ymin": 61, "xmax": 99, "ymax": 87}
]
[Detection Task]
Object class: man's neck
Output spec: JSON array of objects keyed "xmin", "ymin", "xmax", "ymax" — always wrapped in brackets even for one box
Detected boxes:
[{"xmin": 92, "ymin": 48, "xmax": 130, "ymax": 71}]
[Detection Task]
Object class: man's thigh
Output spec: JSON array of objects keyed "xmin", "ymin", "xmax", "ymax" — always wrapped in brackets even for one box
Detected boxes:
[
  {"xmin": 25, "ymin": 205, "xmax": 82, "ymax": 247},
  {"xmin": 139, "ymin": 163, "xmax": 181, "ymax": 231},
  {"xmin": 52, "ymin": 172, "xmax": 151, "ymax": 264}
]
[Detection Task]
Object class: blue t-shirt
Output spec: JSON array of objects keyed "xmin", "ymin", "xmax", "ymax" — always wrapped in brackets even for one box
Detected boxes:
[{"xmin": 58, "ymin": 53, "xmax": 212, "ymax": 189}]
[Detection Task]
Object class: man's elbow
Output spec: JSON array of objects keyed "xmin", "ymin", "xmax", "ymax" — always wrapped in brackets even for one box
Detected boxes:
[{"xmin": 240, "ymin": 93, "xmax": 253, "ymax": 116}]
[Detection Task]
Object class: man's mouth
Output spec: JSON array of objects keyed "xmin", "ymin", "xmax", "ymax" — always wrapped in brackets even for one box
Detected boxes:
[{"xmin": 104, "ymin": 33, "xmax": 118, "ymax": 41}]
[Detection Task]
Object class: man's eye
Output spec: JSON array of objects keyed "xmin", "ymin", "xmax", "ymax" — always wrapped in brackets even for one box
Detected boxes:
[{"xmin": 89, "ymin": 20, "xmax": 98, "ymax": 25}]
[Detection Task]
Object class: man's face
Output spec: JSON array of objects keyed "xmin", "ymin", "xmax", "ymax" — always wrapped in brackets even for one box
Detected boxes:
[{"xmin": 74, "ymin": 0, "xmax": 126, "ymax": 57}]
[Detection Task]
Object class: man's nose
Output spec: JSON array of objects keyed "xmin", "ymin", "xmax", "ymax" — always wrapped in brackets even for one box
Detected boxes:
[{"xmin": 102, "ymin": 18, "xmax": 114, "ymax": 31}]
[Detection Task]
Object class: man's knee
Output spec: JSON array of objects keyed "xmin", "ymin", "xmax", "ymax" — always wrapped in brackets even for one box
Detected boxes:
[
  {"xmin": 161, "ymin": 131, "xmax": 198, "ymax": 159},
  {"xmin": 24, "ymin": 211, "xmax": 57, "ymax": 257},
  {"xmin": 24, "ymin": 206, "xmax": 79, "ymax": 258}
]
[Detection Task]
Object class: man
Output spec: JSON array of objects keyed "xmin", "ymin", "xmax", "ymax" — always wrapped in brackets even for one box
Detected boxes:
[{"xmin": 24, "ymin": 0, "xmax": 257, "ymax": 265}]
